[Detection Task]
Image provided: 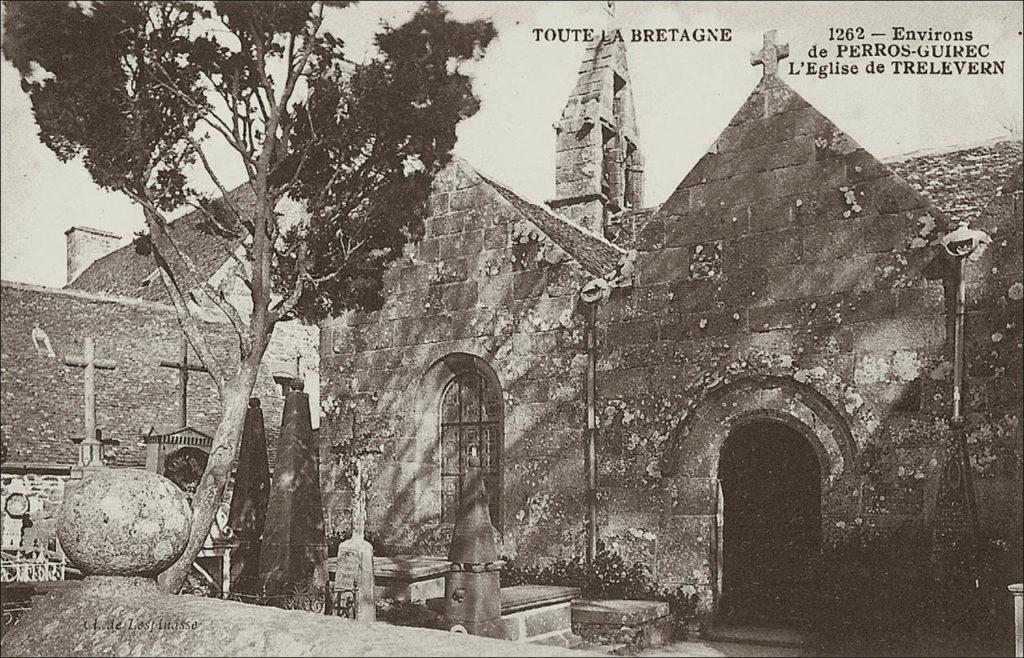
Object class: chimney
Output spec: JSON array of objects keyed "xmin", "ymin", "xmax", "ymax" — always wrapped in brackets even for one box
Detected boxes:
[{"xmin": 65, "ymin": 226, "xmax": 121, "ymax": 285}]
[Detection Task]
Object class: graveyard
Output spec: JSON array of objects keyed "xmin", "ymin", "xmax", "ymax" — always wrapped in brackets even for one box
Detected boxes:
[{"xmin": 1, "ymin": 1, "xmax": 1023, "ymax": 657}]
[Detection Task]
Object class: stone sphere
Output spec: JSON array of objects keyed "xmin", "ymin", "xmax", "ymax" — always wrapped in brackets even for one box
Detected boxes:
[{"xmin": 58, "ymin": 469, "xmax": 192, "ymax": 577}]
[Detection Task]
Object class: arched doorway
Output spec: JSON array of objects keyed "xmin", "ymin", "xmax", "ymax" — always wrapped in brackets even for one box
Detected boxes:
[{"xmin": 717, "ymin": 418, "xmax": 821, "ymax": 627}]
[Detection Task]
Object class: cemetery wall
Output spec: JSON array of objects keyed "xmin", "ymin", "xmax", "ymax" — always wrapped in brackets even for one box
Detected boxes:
[
  {"xmin": 0, "ymin": 281, "xmax": 319, "ymax": 538},
  {"xmin": 319, "ymin": 160, "xmax": 592, "ymax": 559}
]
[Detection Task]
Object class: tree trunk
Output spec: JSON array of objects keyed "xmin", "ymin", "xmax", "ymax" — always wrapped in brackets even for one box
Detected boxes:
[{"xmin": 158, "ymin": 361, "xmax": 262, "ymax": 593}]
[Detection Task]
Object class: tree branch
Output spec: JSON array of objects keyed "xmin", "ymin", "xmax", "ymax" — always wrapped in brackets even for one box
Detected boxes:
[
  {"xmin": 185, "ymin": 134, "xmax": 245, "ymax": 227},
  {"xmin": 129, "ymin": 191, "xmax": 250, "ymax": 369},
  {"xmin": 269, "ymin": 240, "xmax": 309, "ymax": 323}
]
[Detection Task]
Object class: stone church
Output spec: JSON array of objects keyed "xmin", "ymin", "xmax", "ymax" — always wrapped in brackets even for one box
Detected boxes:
[{"xmin": 318, "ymin": 31, "xmax": 1023, "ymax": 622}]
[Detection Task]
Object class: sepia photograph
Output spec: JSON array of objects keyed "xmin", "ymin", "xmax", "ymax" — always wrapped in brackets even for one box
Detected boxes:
[{"xmin": 0, "ymin": 1, "xmax": 1021, "ymax": 656}]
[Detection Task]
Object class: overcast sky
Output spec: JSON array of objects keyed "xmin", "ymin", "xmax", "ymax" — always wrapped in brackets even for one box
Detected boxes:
[{"xmin": 2, "ymin": 1, "xmax": 1021, "ymax": 287}]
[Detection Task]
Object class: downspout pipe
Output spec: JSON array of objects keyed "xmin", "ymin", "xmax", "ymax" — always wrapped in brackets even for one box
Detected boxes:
[
  {"xmin": 940, "ymin": 221, "xmax": 991, "ymax": 567},
  {"xmin": 584, "ymin": 300, "xmax": 599, "ymax": 564}
]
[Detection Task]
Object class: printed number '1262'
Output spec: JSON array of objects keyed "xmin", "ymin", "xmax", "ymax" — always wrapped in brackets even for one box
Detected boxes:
[{"xmin": 829, "ymin": 27, "xmax": 865, "ymax": 41}]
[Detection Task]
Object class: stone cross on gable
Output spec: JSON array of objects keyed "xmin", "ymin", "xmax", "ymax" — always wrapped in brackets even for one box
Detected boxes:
[
  {"xmin": 159, "ymin": 334, "xmax": 209, "ymax": 428},
  {"xmin": 751, "ymin": 29, "xmax": 789, "ymax": 77},
  {"xmin": 63, "ymin": 337, "xmax": 116, "ymax": 469}
]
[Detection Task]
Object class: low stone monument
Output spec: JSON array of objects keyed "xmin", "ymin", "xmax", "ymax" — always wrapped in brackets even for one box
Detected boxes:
[
  {"xmin": 334, "ymin": 454, "xmax": 375, "ymax": 621},
  {"xmin": 0, "ymin": 468, "xmax": 589, "ymax": 657},
  {"xmin": 443, "ymin": 449, "xmax": 504, "ymax": 636}
]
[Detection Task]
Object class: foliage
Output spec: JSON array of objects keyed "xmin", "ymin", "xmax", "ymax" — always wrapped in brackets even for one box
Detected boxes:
[
  {"xmin": 326, "ymin": 527, "xmax": 400, "ymax": 559},
  {"xmin": 815, "ymin": 528, "xmax": 1018, "ymax": 656},
  {"xmin": 501, "ymin": 542, "xmax": 698, "ymax": 628},
  {"xmin": 2, "ymin": 0, "xmax": 495, "ymax": 593}
]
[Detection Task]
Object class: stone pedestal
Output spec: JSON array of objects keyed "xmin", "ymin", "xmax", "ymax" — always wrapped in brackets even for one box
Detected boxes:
[{"xmin": 1010, "ymin": 583, "xmax": 1023, "ymax": 658}]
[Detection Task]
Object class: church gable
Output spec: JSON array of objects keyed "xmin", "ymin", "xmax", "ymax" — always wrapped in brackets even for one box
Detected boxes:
[
  {"xmin": 647, "ymin": 69, "xmax": 947, "ymax": 301},
  {"xmin": 320, "ymin": 157, "xmax": 607, "ymax": 551}
]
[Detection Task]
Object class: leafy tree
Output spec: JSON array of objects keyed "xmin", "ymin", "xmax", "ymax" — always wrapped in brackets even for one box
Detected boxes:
[{"xmin": 3, "ymin": 0, "xmax": 494, "ymax": 592}]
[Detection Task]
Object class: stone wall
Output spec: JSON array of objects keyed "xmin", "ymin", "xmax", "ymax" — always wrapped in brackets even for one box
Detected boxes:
[
  {"xmin": 319, "ymin": 160, "xmax": 592, "ymax": 559},
  {"xmin": 316, "ymin": 88, "xmax": 1021, "ymax": 624},
  {"xmin": 0, "ymin": 281, "xmax": 319, "ymax": 534},
  {"xmin": 592, "ymin": 78, "xmax": 1023, "ymax": 612},
  {"xmin": 0, "ymin": 581, "xmax": 590, "ymax": 657}
]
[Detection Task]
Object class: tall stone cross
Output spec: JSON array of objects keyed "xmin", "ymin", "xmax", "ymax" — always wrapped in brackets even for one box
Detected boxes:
[
  {"xmin": 751, "ymin": 29, "xmax": 789, "ymax": 77},
  {"xmin": 159, "ymin": 334, "xmax": 209, "ymax": 428},
  {"xmin": 63, "ymin": 337, "xmax": 116, "ymax": 469}
]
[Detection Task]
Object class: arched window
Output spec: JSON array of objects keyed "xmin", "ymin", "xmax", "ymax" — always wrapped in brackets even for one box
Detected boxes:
[{"xmin": 440, "ymin": 369, "xmax": 502, "ymax": 528}]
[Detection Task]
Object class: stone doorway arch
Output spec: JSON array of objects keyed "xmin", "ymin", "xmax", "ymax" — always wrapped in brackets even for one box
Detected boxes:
[
  {"xmin": 659, "ymin": 376, "xmax": 854, "ymax": 622},
  {"xmin": 718, "ymin": 417, "xmax": 822, "ymax": 626}
]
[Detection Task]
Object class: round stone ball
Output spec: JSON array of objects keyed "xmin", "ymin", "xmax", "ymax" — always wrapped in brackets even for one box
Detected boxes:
[{"xmin": 58, "ymin": 469, "xmax": 192, "ymax": 577}]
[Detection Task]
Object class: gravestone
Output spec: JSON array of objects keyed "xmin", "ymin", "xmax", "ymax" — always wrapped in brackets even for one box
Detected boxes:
[
  {"xmin": 227, "ymin": 398, "xmax": 271, "ymax": 596},
  {"xmin": 62, "ymin": 337, "xmax": 116, "ymax": 477},
  {"xmin": 334, "ymin": 455, "xmax": 375, "ymax": 621},
  {"xmin": 158, "ymin": 334, "xmax": 209, "ymax": 429},
  {"xmin": 258, "ymin": 380, "xmax": 328, "ymax": 605}
]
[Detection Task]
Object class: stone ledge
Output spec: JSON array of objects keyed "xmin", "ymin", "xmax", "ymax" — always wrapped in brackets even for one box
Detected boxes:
[
  {"xmin": 502, "ymin": 585, "xmax": 582, "ymax": 614},
  {"xmin": 1, "ymin": 585, "xmax": 598, "ymax": 657},
  {"xmin": 571, "ymin": 599, "xmax": 670, "ymax": 626}
]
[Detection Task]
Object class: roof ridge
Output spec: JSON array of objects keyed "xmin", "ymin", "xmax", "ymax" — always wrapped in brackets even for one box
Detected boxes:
[
  {"xmin": 469, "ymin": 166, "xmax": 626, "ymax": 254},
  {"xmin": 883, "ymin": 134, "xmax": 1022, "ymax": 163}
]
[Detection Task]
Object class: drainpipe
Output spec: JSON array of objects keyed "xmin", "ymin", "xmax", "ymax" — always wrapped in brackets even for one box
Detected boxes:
[
  {"xmin": 939, "ymin": 221, "xmax": 991, "ymax": 567},
  {"xmin": 584, "ymin": 300, "xmax": 599, "ymax": 564}
]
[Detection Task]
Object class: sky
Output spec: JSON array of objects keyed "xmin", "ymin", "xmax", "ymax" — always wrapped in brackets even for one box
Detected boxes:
[{"xmin": 2, "ymin": 1, "xmax": 1022, "ymax": 287}]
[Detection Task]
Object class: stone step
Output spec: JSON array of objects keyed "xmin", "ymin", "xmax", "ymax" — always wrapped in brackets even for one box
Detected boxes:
[
  {"xmin": 699, "ymin": 624, "xmax": 811, "ymax": 648},
  {"xmin": 571, "ymin": 599, "xmax": 673, "ymax": 651},
  {"xmin": 572, "ymin": 599, "xmax": 670, "ymax": 626}
]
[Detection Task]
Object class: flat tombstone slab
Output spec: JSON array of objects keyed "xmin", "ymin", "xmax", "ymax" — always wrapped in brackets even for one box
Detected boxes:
[
  {"xmin": 571, "ymin": 599, "xmax": 670, "ymax": 626},
  {"xmin": 329, "ymin": 555, "xmax": 451, "ymax": 602},
  {"xmin": 501, "ymin": 585, "xmax": 581, "ymax": 615},
  {"xmin": 373, "ymin": 555, "xmax": 450, "ymax": 581}
]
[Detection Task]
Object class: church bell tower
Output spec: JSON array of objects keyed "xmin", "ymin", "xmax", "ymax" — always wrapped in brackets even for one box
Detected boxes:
[{"xmin": 548, "ymin": 2, "xmax": 644, "ymax": 236}]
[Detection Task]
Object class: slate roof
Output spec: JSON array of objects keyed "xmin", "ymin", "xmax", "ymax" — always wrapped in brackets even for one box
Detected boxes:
[
  {"xmin": 71, "ymin": 165, "xmax": 632, "ymax": 303},
  {"xmin": 608, "ymin": 137, "xmax": 1021, "ymax": 256},
  {"xmin": 477, "ymin": 172, "xmax": 630, "ymax": 277},
  {"xmin": 68, "ymin": 186, "xmax": 254, "ymax": 302},
  {"xmin": 886, "ymin": 137, "xmax": 1023, "ymax": 222}
]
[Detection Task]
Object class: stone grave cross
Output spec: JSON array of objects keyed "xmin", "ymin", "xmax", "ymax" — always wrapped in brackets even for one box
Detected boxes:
[
  {"xmin": 751, "ymin": 29, "xmax": 789, "ymax": 77},
  {"xmin": 63, "ymin": 336, "xmax": 116, "ymax": 469},
  {"xmin": 159, "ymin": 334, "xmax": 209, "ymax": 428}
]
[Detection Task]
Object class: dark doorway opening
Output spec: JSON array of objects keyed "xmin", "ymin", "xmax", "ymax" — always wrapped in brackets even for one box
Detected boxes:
[{"xmin": 718, "ymin": 419, "xmax": 821, "ymax": 627}]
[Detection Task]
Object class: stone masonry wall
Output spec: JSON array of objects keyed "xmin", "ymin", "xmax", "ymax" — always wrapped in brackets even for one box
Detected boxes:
[
  {"xmin": 591, "ymin": 78, "xmax": 1023, "ymax": 612},
  {"xmin": 318, "ymin": 160, "xmax": 592, "ymax": 560},
  {"xmin": 1, "ymin": 281, "xmax": 319, "ymax": 536}
]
